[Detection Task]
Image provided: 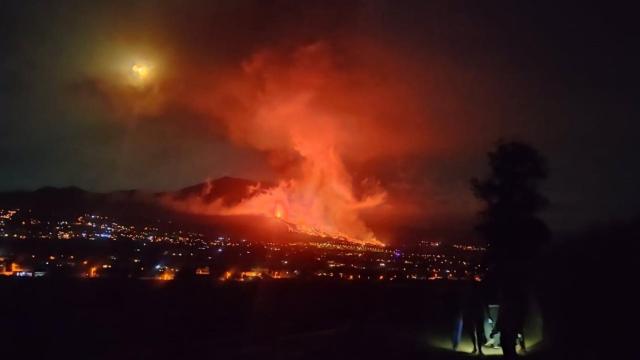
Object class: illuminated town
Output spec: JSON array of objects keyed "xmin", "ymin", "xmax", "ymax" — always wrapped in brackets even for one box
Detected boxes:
[{"xmin": 0, "ymin": 208, "xmax": 484, "ymax": 282}]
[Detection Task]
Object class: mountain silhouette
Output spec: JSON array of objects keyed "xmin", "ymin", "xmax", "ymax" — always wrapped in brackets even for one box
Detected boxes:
[{"xmin": 0, "ymin": 177, "xmax": 267, "ymax": 220}]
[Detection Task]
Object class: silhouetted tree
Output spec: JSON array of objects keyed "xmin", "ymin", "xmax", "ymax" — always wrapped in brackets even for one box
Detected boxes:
[
  {"xmin": 472, "ymin": 140, "xmax": 551, "ymax": 273},
  {"xmin": 471, "ymin": 140, "xmax": 551, "ymax": 358}
]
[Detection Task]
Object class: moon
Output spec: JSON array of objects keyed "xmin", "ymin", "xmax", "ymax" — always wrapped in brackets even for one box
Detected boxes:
[{"xmin": 130, "ymin": 63, "xmax": 151, "ymax": 80}]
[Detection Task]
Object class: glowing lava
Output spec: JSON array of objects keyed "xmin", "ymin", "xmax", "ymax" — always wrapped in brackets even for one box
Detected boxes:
[{"xmin": 274, "ymin": 203, "xmax": 285, "ymax": 219}]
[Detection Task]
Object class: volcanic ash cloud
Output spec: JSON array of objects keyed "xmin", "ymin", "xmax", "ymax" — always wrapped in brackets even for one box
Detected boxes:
[{"xmin": 168, "ymin": 42, "xmax": 425, "ymax": 245}]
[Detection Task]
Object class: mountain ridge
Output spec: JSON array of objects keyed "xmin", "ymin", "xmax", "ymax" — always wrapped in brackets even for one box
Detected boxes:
[{"xmin": 0, "ymin": 177, "xmax": 262, "ymax": 219}]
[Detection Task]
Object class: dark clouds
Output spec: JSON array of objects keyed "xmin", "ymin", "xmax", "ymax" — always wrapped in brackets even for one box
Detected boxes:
[{"xmin": 1, "ymin": 1, "xmax": 639, "ymax": 234}]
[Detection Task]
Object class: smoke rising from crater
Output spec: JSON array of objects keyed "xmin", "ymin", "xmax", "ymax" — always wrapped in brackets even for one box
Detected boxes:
[{"xmin": 161, "ymin": 41, "xmax": 439, "ymax": 244}]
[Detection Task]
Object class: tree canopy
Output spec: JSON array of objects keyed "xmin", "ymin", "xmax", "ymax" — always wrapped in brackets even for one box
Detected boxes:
[{"xmin": 472, "ymin": 141, "xmax": 551, "ymax": 268}]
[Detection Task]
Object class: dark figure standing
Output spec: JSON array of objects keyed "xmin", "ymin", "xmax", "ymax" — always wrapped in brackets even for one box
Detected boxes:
[
  {"xmin": 496, "ymin": 286, "xmax": 527, "ymax": 359},
  {"xmin": 465, "ymin": 282, "xmax": 489, "ymax": 355},
  {"xmin": 451, "ymin": 281, "xmax": 491, "ymax": 355},
  {"xmin": 450, "ymin": 286, "xmax": 465, "ymax": 351}
]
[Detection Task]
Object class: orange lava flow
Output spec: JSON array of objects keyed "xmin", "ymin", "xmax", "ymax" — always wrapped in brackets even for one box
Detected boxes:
[{"xmin": 274, "ymin": 203, "xmax": 285, "ymax": 219}]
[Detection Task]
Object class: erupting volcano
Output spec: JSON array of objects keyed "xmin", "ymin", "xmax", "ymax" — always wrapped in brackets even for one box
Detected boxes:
[
  {"xmin": 158, "ymin": 42, "xmax": 421, "ymax": 246},
  {"xmin": 220, "ymin": 174, "xmax": 386, "ymax": 246},
  {"xmin": 89, "ymin": 39, "xmax": 437, "ymax": 246},
  {"xmin": 165, "ymin": 147, "xmax": 387, "ymax": 246}
]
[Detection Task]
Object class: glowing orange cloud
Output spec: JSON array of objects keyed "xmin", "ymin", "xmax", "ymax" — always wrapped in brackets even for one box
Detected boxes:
[
  {"xmin": 165, "ymin": 42, "xmax": 428, "ymax": 245},
  {"xmin": 97, "ymin": 40, "xmax": 449, "ymax": 245}
]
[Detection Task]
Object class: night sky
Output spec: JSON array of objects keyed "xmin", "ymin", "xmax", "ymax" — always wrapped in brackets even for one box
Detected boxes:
[{"xmin": 1, "ymin": 1, "xmax": 638, "ymax": 237}]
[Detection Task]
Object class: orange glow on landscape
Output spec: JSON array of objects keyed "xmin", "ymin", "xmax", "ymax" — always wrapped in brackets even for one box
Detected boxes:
[
  {"xmin": 157, "ymin": 271, "xmax": 175, "ymax": 281},
  {"xmin": 195, "ymin": 266, "xmax": 210, "ymax": 275},
  {"xmin": 1, "ymin": 262, "xmax": 24, "ymax": 276}
]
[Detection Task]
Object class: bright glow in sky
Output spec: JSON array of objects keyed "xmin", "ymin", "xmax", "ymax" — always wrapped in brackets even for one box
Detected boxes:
[
  {"xmin": 131, "ymin": 64, "xmax": 150, "ymax": 80},
  {"xmin": 128, "ymin": 62, "xmax": 154, "ymax": 86}
]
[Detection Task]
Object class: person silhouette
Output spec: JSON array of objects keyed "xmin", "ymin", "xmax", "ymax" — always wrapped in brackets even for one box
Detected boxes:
[
  {"xmin": 465, "ymin": 281, "xmax": 489, "ymax": 355},
  {"xmin": 496, "ymin": 285, "xmax": 527, "ymax": 359},
  {"xmin": 450, "ymin": 286, "xmax": 464, "ymax": 351}
]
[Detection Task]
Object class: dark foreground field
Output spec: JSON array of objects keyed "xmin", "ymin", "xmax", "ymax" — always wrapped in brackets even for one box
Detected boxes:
[
  {"xmin": 0, "ymin": 278, "xmax": 509, "ymax": 359},
  {"xmin": 0, "ymin": 270, "xmax": 630, "ymax": 360},
  {"xmin": 1, "ymin": 220, "xmax": 635, "ymax": 360}
]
